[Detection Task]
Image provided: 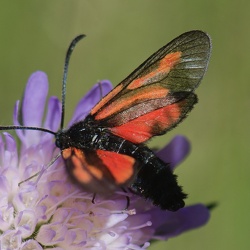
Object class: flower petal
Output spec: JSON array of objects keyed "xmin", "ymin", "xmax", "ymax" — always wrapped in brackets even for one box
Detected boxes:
[
  {"xmin": 1, "ymin": 230, "xmax": 22, "ymax": 249},
  {"xmin": 156, "ymin": 135, "xmax": 190, "ymax": 170},
  {"xmin": 21, "ymin": 240, "xmax": 43, "ymax": 250},
  {"xmin": 15, "ymin": 210, "xmax": 37, "ymax": 238},
  {"xmin": 151, "ymin": 204, "xmax": 210, "ymax": 240},
  {"xmin": 44, "ymin": 96, "xmax": 61, "ymax": 132},
  {"xmin": 0, "ymin": 133, "xmax": 18, "ymax": 168},
  {"xmin": 0, "ymin": 204, "xmax": 14, "ymax": 231},
  {"xmin": 21, "ymin": 71, "xmax": 48, "ymax": 127},
  {"xmin": 36, "ymin": 223, "xmax": 67, "ymax": 245},
  {"xmin": 13, "ymin": 100, "xmax": 26, "ymax": 142},
  {"xmin": 16, "ymin": 71, "xmax": 49, "ymax": 146}
]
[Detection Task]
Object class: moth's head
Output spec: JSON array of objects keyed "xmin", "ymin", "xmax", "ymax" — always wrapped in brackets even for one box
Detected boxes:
[{"xmin": 55, "ymin": 129, "xmax": 71, "ymax": 150}]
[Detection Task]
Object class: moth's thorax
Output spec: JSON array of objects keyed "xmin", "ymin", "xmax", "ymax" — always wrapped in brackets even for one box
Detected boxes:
[{"xmin": 55, "ymin": 120, "xmax": 107, "ymax": 150}]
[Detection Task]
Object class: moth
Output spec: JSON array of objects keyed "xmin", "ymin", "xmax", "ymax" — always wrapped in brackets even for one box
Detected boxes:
[{"xmin": 1, "ymin": 30, "xmax": 211, "ymax": 211}]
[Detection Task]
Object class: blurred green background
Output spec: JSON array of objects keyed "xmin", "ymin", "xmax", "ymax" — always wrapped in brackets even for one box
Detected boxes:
[{"xmin": 0, "ymin": 1, "xmax": 248, "ymax": 249}]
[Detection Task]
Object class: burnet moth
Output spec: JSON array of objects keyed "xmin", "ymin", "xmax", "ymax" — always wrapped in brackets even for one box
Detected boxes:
[{"xmin": 0, "ymin": 30, "xmax": 211, "ymax": 211}]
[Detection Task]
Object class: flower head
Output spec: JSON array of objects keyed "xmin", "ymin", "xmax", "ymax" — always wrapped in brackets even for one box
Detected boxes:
[{"xmin": 0, "ymin": 71, "xmax": 210, "ymax": 249}]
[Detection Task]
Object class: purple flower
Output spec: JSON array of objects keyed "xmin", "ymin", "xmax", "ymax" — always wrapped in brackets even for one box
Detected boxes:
[{"xmin": 0, "ymin": 71, "xmax": 210, "ymax": 249}]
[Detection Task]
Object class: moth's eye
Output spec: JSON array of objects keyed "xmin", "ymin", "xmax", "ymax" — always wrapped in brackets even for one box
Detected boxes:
[
  {"xmin": 55, "ymin": 133, "xmax": 63, "ymax": 148},
  {"xmin": 55, "ymin": 139, "xmax": 61, "ymax": 148}
]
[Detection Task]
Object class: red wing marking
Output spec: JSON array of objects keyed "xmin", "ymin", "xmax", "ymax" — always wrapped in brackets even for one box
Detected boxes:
[
  {"xmin": 96, "ymin": 150, "xmax": 136, "ymax": 185},
  {"xmin": 91, "ymin": 85, "xmax": 123, "ymax": 116},
  {"xmin": 128, "ymin": 52, "xmax": 182, "ymax": 89},
  {"xmin": 62, "ymin": 148, "xmax": 137, "ymax": 192},
  {"xmin": 91, "ymin": 52, "xmax": 181, "ymax": 121},
  {"xmin": 94, "ymin": 85, "xmax": 169, "ymax": 121},
  {"xmin": 62, "ymin": 148, "xmax": 104, "ymax": 184},
  {"xmin": 110, "ymin": 95, "xmax": 196, "ymax": 144}
]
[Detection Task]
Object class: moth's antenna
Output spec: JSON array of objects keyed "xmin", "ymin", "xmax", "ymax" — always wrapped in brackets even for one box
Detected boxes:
[
  {"xmin": 0, "ymin": 125, "xmax": 56, "ymax": 135},
  {"xmin": 60, "ymin": 34, "xmax": 86, "ymax": 130}
]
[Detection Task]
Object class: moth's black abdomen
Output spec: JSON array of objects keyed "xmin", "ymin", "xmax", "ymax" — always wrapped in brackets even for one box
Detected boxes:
[{"xmin": 131, "ymin": 158, "xmax": 187, "ymax": 211}]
